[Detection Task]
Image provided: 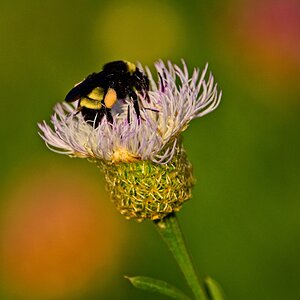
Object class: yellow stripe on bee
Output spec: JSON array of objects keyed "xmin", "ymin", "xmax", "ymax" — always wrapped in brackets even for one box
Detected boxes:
[
  {"xmin": 80, "ymin": 97, "xmax": 102, "ymax": 109},
  {"xmin": 87, "ymin": 87, "xmax": 104, "ymax": 101},
  {"xmin": 104, "ymin": 88, "xmax": 117, "ymax": 108},
  {"xmin": 124, "ymin": 61, "xmax": 136, "ymax": 74}
]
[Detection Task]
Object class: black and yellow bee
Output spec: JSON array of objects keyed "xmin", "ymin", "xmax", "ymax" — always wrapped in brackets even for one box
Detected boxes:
[{"xmin": 65, "ymin": 60, "xmax": 150, "ymax": 125}]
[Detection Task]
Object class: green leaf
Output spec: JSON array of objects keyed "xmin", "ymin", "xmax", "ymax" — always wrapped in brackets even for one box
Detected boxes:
[
  {"xmin": 125, "ymin": 275, "xmax": 191, "ymax": 300},
  {"xmin": 204, "ymin": 277, "xmax": 226, "ymax": 300}
]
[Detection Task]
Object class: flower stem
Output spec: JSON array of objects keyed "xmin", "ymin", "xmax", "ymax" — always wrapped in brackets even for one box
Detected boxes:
[{"xmin": 154, "ymin": 213, "xmax": 208, "ymax": 300}]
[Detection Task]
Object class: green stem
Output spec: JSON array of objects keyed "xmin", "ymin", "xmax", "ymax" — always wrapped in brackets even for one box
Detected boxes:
[{"xmin": 154, "ymin": 213, "xmax": 208, "ymax": 300}]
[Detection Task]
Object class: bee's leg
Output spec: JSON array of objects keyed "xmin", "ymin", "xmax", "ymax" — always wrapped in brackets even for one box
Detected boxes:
[
  {"xmin": 127, "ymin": 105, "xmax": 131, "ymax": 123},
  {"xmin": 158, "ymin": 71, "xmax": 167, "ymax": 93},
  {"xmin": 105, "ymin": 107, "xmax": 113, "ymax": 124},
  {"xmin": 128, "ymin": 89, "xmax": 140, "ymax": 121},
  {"xmin": 144, "ymin": 90, "xmax": 150, "ymax": 103},
  {"xmin": 144, "ymin": 76, "xmax": 150, "ymax": 102},
  {"xmin": 95, "ymin": 108, "xmax": 105, "ymax": 126}
]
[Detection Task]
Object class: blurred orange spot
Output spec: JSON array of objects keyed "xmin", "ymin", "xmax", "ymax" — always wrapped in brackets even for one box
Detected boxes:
[{"xmin": 0, "ymin": 164, "xmax": 125, "ymax": 299}]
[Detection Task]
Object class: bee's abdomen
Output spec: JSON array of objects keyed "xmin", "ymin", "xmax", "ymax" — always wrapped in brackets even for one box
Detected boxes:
[{"xmin": 80, "ymin": 107, "xmax": 105, "ymax": 124}]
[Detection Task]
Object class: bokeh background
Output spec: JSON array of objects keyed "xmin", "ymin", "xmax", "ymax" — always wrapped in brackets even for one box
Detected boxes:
[{"xmin": 0, "ymin": 0, "xmax": 299, "ymax": 299}]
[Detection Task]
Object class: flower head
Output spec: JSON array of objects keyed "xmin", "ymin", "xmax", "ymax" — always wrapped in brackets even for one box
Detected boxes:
[
  {"xmin": 39, "ymin": 60, "xmax": 221, "ymax": 220},
  {"xmin": 39, "ymin": 60, "xmax": 221, "ymax": 165}
]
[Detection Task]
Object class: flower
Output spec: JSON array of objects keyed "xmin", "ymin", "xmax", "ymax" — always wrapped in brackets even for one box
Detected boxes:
[
  {"xmin": 39, "ymin": 60, "xmax": 221, "ymax": 164},
  {"xmin": 39, "ymin": 60, "xmax": 221, "ymax": 220}
]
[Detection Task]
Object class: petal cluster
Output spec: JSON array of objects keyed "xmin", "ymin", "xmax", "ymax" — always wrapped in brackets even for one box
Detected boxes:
[{"xmin": 39, "ymin": 60, "xmax": 221, "ymax": 164}]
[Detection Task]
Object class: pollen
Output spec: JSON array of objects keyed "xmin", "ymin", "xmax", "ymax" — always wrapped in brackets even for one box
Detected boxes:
[
  {"xmin": 111, "ymin": 147, "xmax": 140, "ymax": 163},
  {"xmin": 104, "ymin": 88, "xmax": 117, "ymax": 109}
]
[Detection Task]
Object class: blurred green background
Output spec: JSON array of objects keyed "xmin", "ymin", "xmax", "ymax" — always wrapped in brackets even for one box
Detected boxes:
[{"xmin": 0, "ymin": 0, "xmax": 299, "ymax": 299}]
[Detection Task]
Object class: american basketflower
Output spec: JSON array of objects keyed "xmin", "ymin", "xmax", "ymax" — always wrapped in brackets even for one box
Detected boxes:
[
  {"xmin": 39, "ymin": 60, "xmax": 221, "ymax": 221},
  {"xmin": 39, "ymin": 59, "xmax": 224, "ymax": 300}
]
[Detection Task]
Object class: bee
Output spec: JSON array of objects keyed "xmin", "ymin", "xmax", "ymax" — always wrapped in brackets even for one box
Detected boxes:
[{"xmin": 65, "ymin": 60, "xmax": 150, "ymax": 125}]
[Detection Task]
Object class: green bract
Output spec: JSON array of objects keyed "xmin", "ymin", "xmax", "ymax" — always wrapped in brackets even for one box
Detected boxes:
[{"xmin": 101, "ymin": 146, "xmax": 194, "ymax": 221}]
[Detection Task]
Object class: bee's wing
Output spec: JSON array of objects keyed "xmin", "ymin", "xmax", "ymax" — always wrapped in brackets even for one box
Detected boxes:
[{"xmin": 65, "ymin": 72, "xmax": 105, "ymax": 102}]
